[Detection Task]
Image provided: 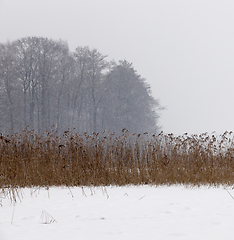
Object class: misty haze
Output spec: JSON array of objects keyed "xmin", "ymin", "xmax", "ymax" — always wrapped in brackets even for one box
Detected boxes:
[{"xmin": 2, "ymin": 1, "xmax": 234, "ymax": 240}]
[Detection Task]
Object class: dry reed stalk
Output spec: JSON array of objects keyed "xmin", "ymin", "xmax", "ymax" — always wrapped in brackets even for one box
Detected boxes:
[
  {"xmin": 1, "ymin": 130, "xmax": 234, "ymax": 187},
  {"xmin": 40, "ymin": 210, "xmax": 57, "ymax": 224}
]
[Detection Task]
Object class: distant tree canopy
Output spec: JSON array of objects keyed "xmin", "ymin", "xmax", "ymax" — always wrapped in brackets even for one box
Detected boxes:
[{"xmin": 0, "ymin": 37, "xmax": 162, "ymax": 134}]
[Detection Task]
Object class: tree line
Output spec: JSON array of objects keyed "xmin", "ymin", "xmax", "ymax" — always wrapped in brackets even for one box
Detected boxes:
[{"xmin": 0, "ymin": 37, "xmax": 161, "ymax": 134}]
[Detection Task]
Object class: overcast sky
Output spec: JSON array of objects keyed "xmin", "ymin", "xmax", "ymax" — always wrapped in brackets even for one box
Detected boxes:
[{"xmin": 1, "ymin": 0, "xmax": 234, "ymax": 135}]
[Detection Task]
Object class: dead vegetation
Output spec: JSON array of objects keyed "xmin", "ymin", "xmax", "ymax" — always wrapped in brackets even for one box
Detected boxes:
[{"xmin": 1, "ymin": 129, "xmax": 234, "ymax": 187}]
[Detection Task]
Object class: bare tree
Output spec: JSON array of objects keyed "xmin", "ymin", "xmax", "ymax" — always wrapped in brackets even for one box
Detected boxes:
[
  {"xmin": 13, "ymin": 37, "xmax": 41, "ymax": 129},
  {"xmin": 70, "ymin": 47, "xmax": 108, "ymax": 133},
  {"xmin": 86, "ymin": 48, "xmax": 108, "ymax": 132},
  {"xmin": 0, "ymin": 43, "xmax": 20, "ymax": 131}
]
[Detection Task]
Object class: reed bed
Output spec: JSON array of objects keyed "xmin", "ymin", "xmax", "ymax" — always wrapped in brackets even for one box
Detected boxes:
[{"xmin": 1, "ymin": 129, "xmax": 234, "ymax": 188}]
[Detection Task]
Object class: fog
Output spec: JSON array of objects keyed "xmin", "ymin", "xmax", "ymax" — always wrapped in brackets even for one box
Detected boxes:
[{"xmin": 1, "ymin": 0, "xmax": 234, "ymax": 135}]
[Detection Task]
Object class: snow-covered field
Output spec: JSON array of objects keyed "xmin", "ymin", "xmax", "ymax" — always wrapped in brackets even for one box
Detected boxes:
[{"xmin": 1, "ymin": 185, "xmax": 234, "ymax": 240}]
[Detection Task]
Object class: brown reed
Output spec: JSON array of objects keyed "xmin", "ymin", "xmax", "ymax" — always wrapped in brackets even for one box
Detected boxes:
[{"xmin": 1, "ymin": 129, "xmax": 234, "ymax": 188}]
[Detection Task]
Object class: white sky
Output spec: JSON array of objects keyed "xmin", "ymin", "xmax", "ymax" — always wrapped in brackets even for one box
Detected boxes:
[{"xmin": 1, "ymin": 0, "xmax": 234, "ymax": 135}]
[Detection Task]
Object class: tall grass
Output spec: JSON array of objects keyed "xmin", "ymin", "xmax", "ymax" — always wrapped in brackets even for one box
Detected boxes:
[{"xmin": 1, "ymin": 129, "xmax": 234, "ymax": 187}]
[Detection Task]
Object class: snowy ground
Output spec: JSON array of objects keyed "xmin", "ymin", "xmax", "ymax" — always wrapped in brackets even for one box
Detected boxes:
[{"xmin": 1, "ymin": 185, "xmax": 234, "ymax": 240}]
